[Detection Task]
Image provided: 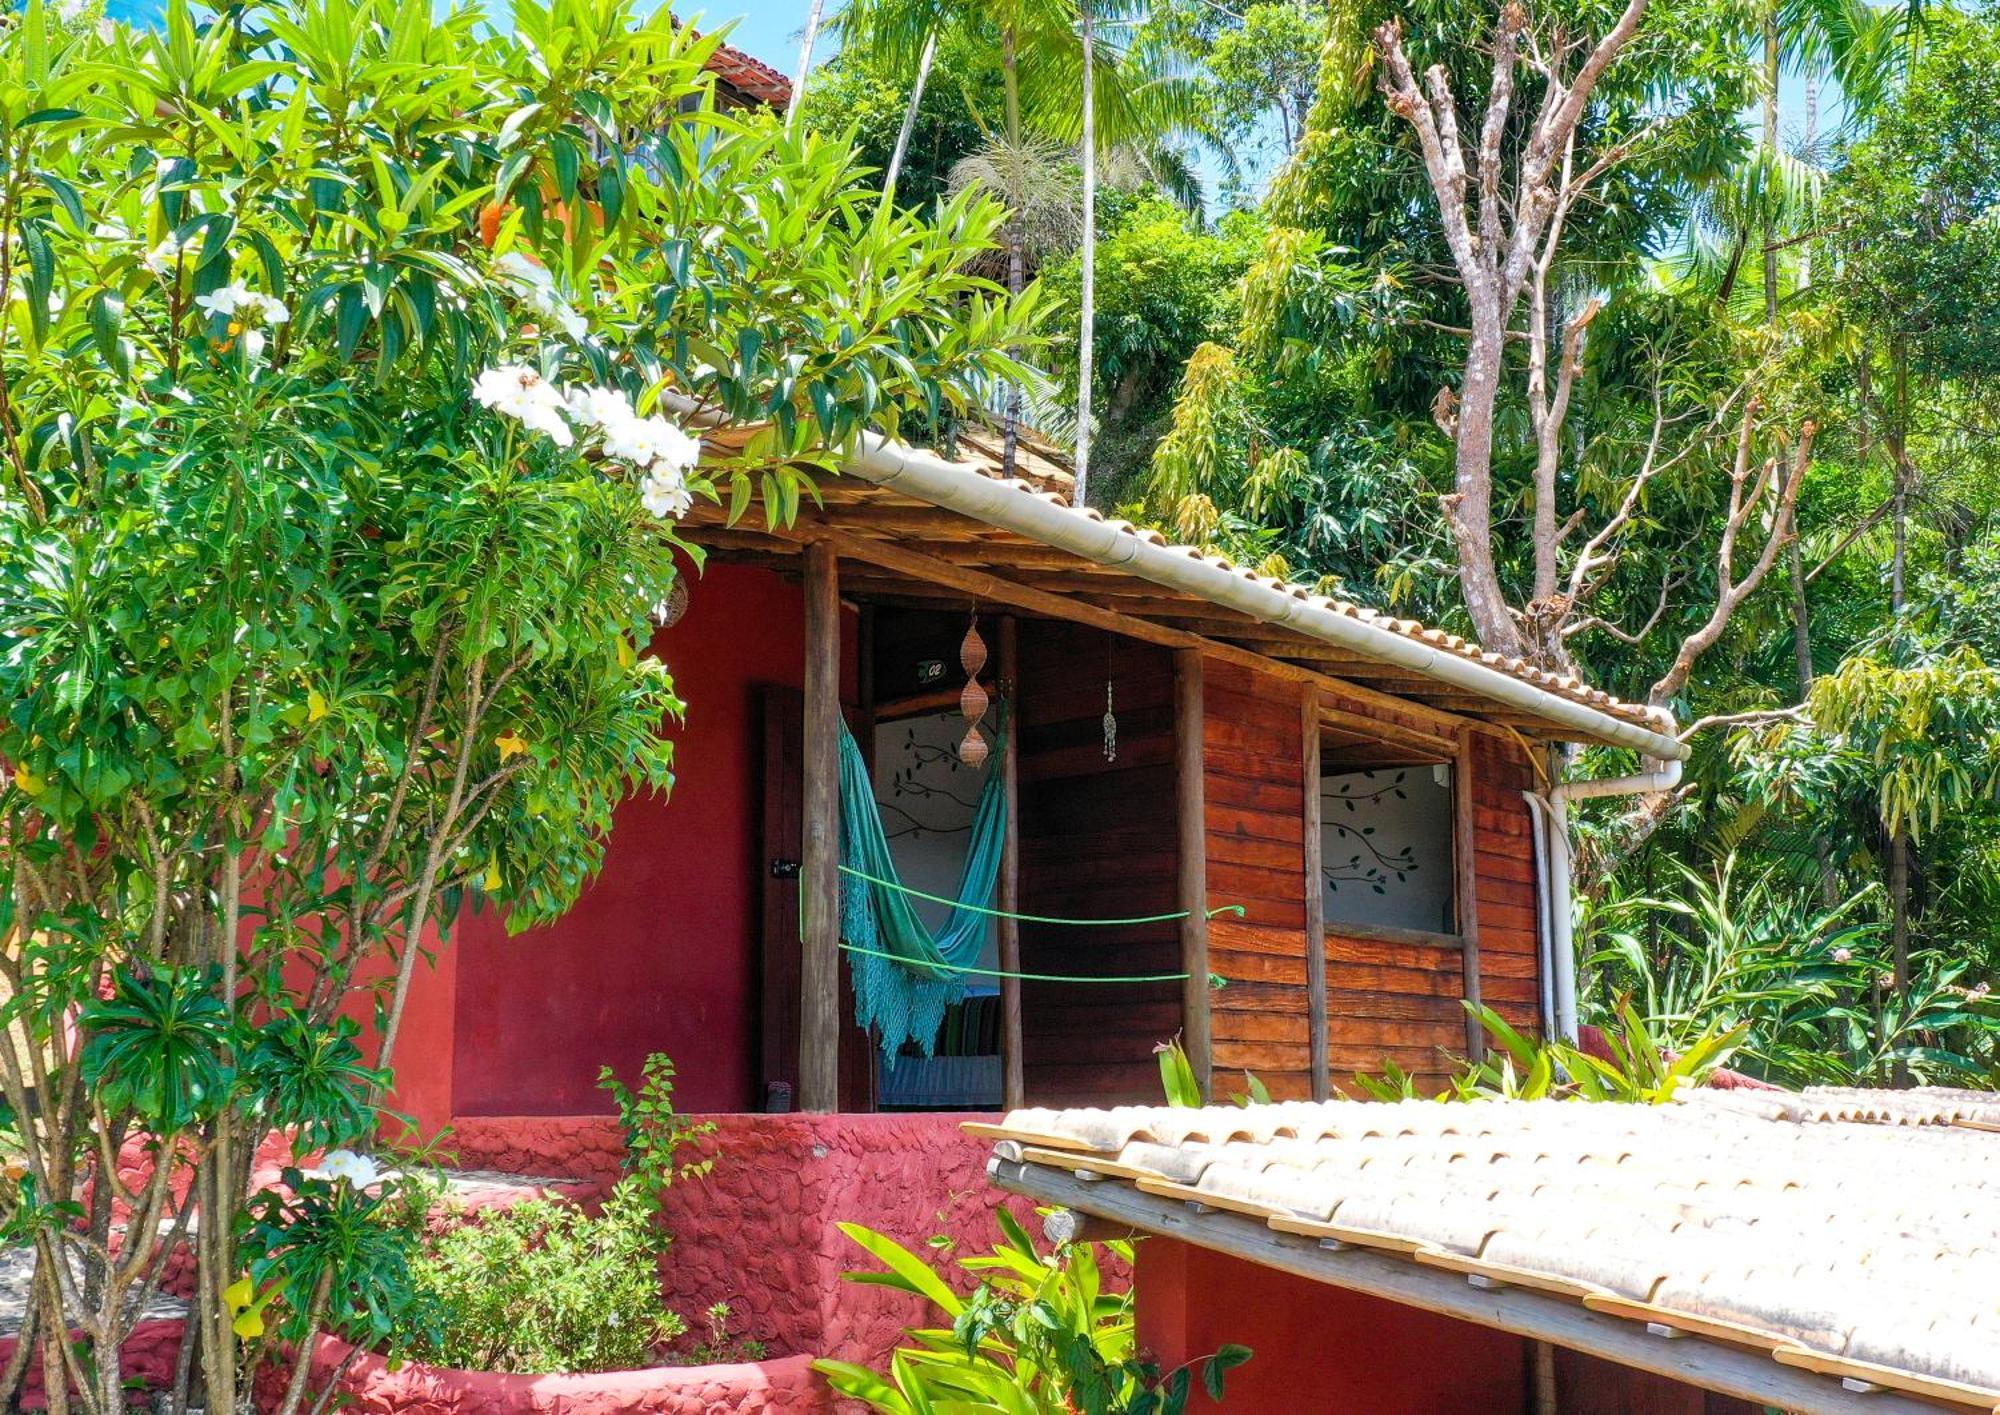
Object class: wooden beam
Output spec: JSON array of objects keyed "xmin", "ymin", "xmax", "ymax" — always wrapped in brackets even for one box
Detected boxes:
[
  {"xmin": 795, "ymin": 524, "xmax": 1495, "ymax": 740},
  {"xmin": 998, "ymin": 616, "xmax": 1024, "ymax": 1112},
  {"xmin": 1317, "ymin": 701, "xmax": 1457, "ymax": 761},
  {"xmin": 1175, "ymin": 649, "xmax": 1211, "ymax": 1097},
  {"xmin": 1454, "ymin": 725, "xmax": 1485, "ymax": 1062},
  {"xmin": 800, "ymin": 542, "xmax": 841, "ymax": 1112},
  {"xmin": 1302, "ymin": 684, "xmax": 1328, "ymax": 1101}
]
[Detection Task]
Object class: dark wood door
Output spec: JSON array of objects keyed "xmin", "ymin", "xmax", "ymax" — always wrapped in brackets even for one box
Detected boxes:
[
  {"xmin": 758, "ymin": 684, "xmax": 876, "ymax": 1111},
  {"xmin": 758, "ymin": 685, "xmax": 804, "ymax": 1108}
]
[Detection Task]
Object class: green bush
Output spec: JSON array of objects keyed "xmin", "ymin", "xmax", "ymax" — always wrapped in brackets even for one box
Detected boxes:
[
  {"xmin": 815, "ymin": 1214, "xmax": 1249, "ymax": 1413},
  {"xmin": 405, "ymin": 1177, "xmax": 683, "ymax": 1374}
]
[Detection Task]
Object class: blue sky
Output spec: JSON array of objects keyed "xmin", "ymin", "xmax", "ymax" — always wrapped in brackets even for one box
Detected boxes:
[{"xmin": 691, "ymin": 3, "xmax": 816, "ymax": 76}]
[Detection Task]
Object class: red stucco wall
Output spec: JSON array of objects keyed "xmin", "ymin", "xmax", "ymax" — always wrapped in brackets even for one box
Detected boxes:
[
  {"xmin": 273, "ymin": 1338, "xmax": 824, "ymax": 1414},
  {"xmin": 427, "ymin": 562, "xmax": 830, "ymax": 1119},
  {"xmin": 1136, "ymin": 1239, "xmax": 1528, "ymax": 1412},
  {"xmin": 446, "ymin": 1111, "xmax": 1036, "ymax": 1367}
]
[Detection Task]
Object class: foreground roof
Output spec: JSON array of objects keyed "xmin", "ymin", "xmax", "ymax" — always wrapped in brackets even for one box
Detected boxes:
[
  {"xmin": 976, "ymin": 1091, "xmax": 2000, "ymax": 1412},
  {"xmin": 682, "ymin": 421, "xmax": 1684, "ymax": 759}
]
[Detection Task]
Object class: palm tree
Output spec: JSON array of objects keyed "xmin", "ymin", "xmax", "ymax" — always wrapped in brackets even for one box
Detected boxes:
[
  {"xmin": 1077, "ymin": 0, "xmax": 1096, "ymax": 504},
  {"xmin": 838, "ymin": 0, "xmax": 1202, "ymax": 482},
  {"xmin": 788, "ymin": 0, "xmax": 829, "ymax": 130}
]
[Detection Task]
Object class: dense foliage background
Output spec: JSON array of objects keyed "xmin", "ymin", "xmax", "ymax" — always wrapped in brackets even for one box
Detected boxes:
[{"xmin": 803, "ymin": 0, "xmax": 2000, "ymax": 1086}]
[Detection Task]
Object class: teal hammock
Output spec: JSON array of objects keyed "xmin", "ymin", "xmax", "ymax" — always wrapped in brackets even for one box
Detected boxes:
[{"xmin": 837, "ymin": 717, "xmax": 1006, "ymax": 1064}]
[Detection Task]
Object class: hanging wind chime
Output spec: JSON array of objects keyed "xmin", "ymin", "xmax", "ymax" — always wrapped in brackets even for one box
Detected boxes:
[
  {"xmin": 1102, "ymin": 634, "xmax": 1118, "ymax": 762},
  {"xmin": 957, "ymin": 610, "xmax": 990, "ymax": 767}
]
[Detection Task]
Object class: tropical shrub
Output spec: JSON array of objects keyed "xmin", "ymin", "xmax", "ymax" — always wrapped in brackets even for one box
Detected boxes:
[
  {"xmin": 1582, "ymin": 854, "xmax": 2000, "ymax": 1086},
  {"xmin": 815, "ymin": 1216, "xmax": 1250, "ymax": 1414},
  {"xmin": 598, "ymin": 1051, "xmax": 715, "ymax": 1219},
  {"xmin": 1352, "ymin": 1001, "xmax": 1746, "ymax": 1104},
  {"xmin": 0, "ymin": 0, "xmax": 1034, "ymax": 1407},
  {"xmin": 404, "ymin": 1177, "xmax": 683, "ymax": 1374}
]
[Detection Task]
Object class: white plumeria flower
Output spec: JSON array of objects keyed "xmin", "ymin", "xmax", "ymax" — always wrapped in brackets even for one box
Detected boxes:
[
  {"xmin": 495, "ymin": 252, "xmax": 586, "ymax": 340},
  {"xmin": 564, "ymin": 384, "xmax": 634, "ymax": 429},
  {"xmin": 319, "ymin": 1149, "xmax": 384, "ymax": 1188},
  {"xmin": 640, "ymin": 468, "xmax": 693, "ymax": 520},
  {"xmin": 252, "ymin": 293, "xmax": 289, "ymax": 324},
  {"xmin": 494, "ymin": 250, "xmax": 553, "ymax": 290},
  {"xmin": 195, "ymin": 282, "xmax": 253, "ymax": 319},
  {"xmin": 241, "ymin": 329, "xmax": 267, "ymax": 362},
  {"xmin": 472, "ymin": 364, "xmax": 574, "ymax": 447},
  {"xmin": 546, "ymin": 301, "xmax": 586, "ymax": 339},
  {"xmin": 647, "ymin": 421, "xmax": 701, "ymax": 477},
  {"xmin": 602, "ymin": 413, "xmax": 699, "ymax": 472}
]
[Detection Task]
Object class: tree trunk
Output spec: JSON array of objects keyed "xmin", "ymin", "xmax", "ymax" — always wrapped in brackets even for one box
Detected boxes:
[
  {"xmin": 1889, "ymin": 826, "xmax": 1910, "ymax": 1086},
  {"xmin": 1889, "ymin": 335, "xmax": 1911, "ymax": 615},
  {"xmin": 1074, "ymin": 0, "xmax": 1096, "ymax": 507},
  {"xmin": 786, "ymin": 0, "xmax": 828, "ymax": 130},
  {"xmin": 882, "ymin": 29, "xmax": 938, "ymax": 205},
  {"xmin": 1001, "ymin": 26, "xmax": 1024, "ymax": 480},
  {"xmin": 1447, "ymin": 301, "xmax": 1526, "ymax": 658}
]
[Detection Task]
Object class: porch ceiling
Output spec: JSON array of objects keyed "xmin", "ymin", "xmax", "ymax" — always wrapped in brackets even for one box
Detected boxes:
[{"xmin": 678, "ymin": 473, "xmax": 1645, "ymax": 754}]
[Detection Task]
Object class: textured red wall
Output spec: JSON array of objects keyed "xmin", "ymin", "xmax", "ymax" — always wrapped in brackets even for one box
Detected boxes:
[
  {"xmin": 1136, "ymin": 1239, "xmax": 1528, "ymax": 1412},
  {"xmin": 441, "ymin": 562, "xmax": 820, "ymax": 1118},
  {"xmin": 446, "ymin": 1112, "xmax": 1039, "ymax": 1367}
]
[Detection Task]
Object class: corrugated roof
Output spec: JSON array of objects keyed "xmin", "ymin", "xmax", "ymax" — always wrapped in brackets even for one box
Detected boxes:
[{"xmin": 976, "ymin": 1093, "xmax": 2000, "ymax": 1410}]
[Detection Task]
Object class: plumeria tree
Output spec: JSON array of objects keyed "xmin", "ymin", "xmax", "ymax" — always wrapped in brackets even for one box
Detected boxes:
[{"xmin": 0, "ymin": 0, "xmax": 1035, "ymax": 1410}]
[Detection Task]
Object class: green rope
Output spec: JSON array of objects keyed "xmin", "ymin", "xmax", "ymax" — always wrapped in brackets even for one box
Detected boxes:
[
  {"xmin": 838, "ymin": 940, "xmax": 1228, "ymax": 989},
  {"xmin": 837, "ymin": 864, "xmax": 1247, "ymax": 927}
]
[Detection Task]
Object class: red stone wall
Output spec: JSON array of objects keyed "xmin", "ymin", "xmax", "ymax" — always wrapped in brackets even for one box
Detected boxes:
[{"xmin": 446, "ymin": 1111, "xmax": 1036, "ymax": 1367}]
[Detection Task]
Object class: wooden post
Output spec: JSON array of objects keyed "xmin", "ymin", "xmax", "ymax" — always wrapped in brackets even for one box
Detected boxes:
[
  {"xmin": 800, "ymin": 542, "xmax": 841, "ymax": 1111},
  {"xmin": 1302, "ymin": 686, "xmax": 1328, "ymax": 1100},
  {"xmin": 998, "ymin": 616, "xmax": 1024, "ymax": 1111},
  {"xmin": 1454, "ymin": 725, "xmax": 1485, "ymax": 1062},
  {"xmin": 1174, "ymin": 649, "xmax": 1211, "ymax": 1097}
]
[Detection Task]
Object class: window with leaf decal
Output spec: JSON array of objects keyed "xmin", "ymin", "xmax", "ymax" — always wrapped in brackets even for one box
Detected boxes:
[{"xmin": 1321, "ymin": 764, "xmax": 1457, "ymax": 934}]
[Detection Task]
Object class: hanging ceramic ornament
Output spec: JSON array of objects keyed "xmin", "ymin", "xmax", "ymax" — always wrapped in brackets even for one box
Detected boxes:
[{"xmin": 958, "ymin": 612, "xmax": 990, "ymax": 766}]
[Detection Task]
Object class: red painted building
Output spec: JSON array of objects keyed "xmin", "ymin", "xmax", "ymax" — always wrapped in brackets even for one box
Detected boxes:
[{"xmin": 386, "ymin": 432, "xmax": 1686, "ymax": 1135}]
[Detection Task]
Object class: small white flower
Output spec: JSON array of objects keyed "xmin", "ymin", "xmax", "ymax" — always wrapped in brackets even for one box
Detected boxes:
[
  {"xmin": 320, "ymin": 1149, "xmax": 383, "ymax": 1188},
  {"xmin": 473, "ymin": 364, "xmax": 574, "ymax": 447},
  {"xmin": 241, "ymin": 329, "xmax": 267, "ymax": 362},
  {"xmin": 602, "ymin": 414, "xmax": 700, "ymax": 474},
  {"xmin": 640, "ymin": 467, "xmax": 692, "ymax": 520},
  {"xmin": 195, "ymin": 282, "xmax": 253, "ymax": 319},
  {"xmin": 647, "ymin": 421, "xmax": 701, "ymax": 477},
  {"xmin": 252, "ymin": 293, "xmax": 289, "ymax": 324},
  {"xmin": 564, "ymin": 384, "xmax": 634, "ymax": 429},
  {"xmin": 494, "ymin": 250, "xmax": 553, "ymax": 290}
]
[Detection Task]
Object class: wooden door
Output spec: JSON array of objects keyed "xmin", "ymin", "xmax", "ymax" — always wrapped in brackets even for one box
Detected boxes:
[{"xmin": 758, "ymin": 684, "xmax": 875, "ymax": 1111}]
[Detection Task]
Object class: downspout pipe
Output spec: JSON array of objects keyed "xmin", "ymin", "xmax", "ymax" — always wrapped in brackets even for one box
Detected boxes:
[
  {"xmin": 804, "ymin": 429, "xmax": 1691, "ymax": 763},
  {"xmin": 1527, "ymin": 706, "xmax": 1684, "ymax": 1042}
]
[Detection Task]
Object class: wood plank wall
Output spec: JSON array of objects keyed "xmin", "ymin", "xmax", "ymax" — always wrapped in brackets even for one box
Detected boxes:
[
  {"xmin": 1470, "ymin": 730, "xmax": 1542, "ymax": 1040},
  {"xmin": 1323, "ymin": 719, "xmax": 1545, "ymax": 1095},
  {"xmin": 1191, "ymin": 659, "xmax": 1547, "ymax": 1099},
  {"xmin": 1202, "ymin": 664, "xmax": 1315, "ymax": 1100},
  {"xmin": 1017, "ymin": 623, "xmax": 1181, "ymax": 1106}
]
